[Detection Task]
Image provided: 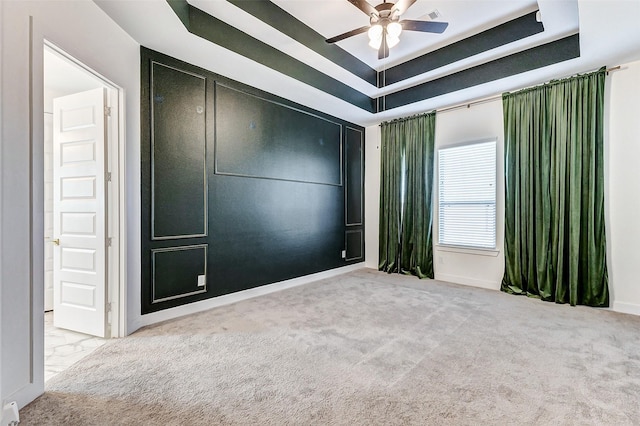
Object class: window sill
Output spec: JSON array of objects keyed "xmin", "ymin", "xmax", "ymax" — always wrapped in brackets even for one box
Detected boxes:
[{"xmin": 435, "ymin": 244, "xmax": 500, "ymax": 257}]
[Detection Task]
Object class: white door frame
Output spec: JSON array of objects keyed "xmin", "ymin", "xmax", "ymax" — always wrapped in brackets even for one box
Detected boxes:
[
  {"xmin": 41, "ymin": 40, "xmax": 126, "ymax": 338},
  {"xmin": 0, "ymin": 0, "xmax": 4, "ymax": 413}
]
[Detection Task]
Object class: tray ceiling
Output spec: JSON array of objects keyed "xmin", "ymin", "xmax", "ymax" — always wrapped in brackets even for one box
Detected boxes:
[{"xmin": 96, "ymin": 0, "xmax": 640, "ymax": 126}]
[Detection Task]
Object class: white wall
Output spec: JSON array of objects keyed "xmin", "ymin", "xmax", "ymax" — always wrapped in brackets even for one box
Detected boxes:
[
  {"xmin": 0, "ymin": 0, "xmax": 140, "ymax": 408},
  {"xmin": 0, "ymin": 0, "xmax": 4, "ymax": 412},
  {"xmin": 364, "ymin": 63, "xmax": 640, "ymax": 313},
  {"xmin": 433, "ymin": 101, "xmax": 505, "ymax": 289},
  {"xmin": 608, "ymin": 61, "xmax": 640, "ymax": 315},
  {"xmin": 1, "ymin": 1, "xmax": 36, "ymax": 408},
  {"xmin": 364, "ymin": 125, "xmax": 381, "ymax": 269}
]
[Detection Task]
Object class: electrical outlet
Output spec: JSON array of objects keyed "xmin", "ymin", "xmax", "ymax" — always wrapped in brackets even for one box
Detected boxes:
[
  {"xmin": 197, "ymin": 275, "xmax": 206, "ymax": 287},
  {"xmin": 341, "ymin": 250, "xmax": 347, "ymax": 259}
]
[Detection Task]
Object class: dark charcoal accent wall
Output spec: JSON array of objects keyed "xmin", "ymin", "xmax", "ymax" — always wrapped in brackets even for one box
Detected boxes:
[
  {"xmin": 345, "ymin": 127, "xmax": 363, "ymax": 226},
  {"xmin": 215, "ymin": 84, "xmax": 343, "ymax": 186},
  {"xmin": 151, "ymin": 62, "xmax": 207, "ymax": 239},
  {"xmin": 152, "ymin": 245, "xmax": 207, "ymax": 303},
  {"xmin": 141, "ymin": 47, "xmax": 365, "ymax": 314},
  {"xmin": 344, "ymin": 127, "xmax": 364, "ymax": 263},
  {"xmin": 345, "ymin": 230, "xmax": 363, "ymax": 261}
]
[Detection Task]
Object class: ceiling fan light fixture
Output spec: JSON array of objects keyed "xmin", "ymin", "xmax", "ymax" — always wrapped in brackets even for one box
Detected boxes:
[
  {"xmin": 368, "ymin": 23, "xmax": 383, "ymax": 49},
  {"xmin": 386, "ymin": 33, "xmax": 400, "ymax": 48},
  {"xmin": 368, "ymin": 36, "xmax": 382, "ymax": 49},
  {"xmin": 387, "ymin": 21, "xmax": 402, "ymax": 38},
  {"xmin": 368, "ymin": 24, "xmax": 383, "ymax": 40},
  {"xmin": 324, "ymin": 0, "xmax": 448, "ymax": 59}
]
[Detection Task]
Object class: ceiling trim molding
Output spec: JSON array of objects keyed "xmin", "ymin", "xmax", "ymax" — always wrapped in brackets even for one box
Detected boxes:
[{"xmin": 381, "ymin": 34, "xmax": 581, "ymax": 111}]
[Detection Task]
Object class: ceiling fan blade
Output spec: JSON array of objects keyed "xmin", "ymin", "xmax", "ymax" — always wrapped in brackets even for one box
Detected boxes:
[
  {"xmin": 378, "ymin": 34, "xmax": 389, "ymax": 60},
  {"xmin": 401, "ymin": 20, "xmax": 449, "ymax": 33},
  {"xmin": 326, "ymin": 26, "xmax": 371, "ymax": 43},
  {"xmin": 390, "ymin": 0, "xmax": 417, "ymax": 16},
  {"xmin": 347, "ymin": 0, "xmax": 378, "ymax": 17}
]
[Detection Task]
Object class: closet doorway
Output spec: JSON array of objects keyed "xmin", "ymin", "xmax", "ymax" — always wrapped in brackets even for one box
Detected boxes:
[{"xmin": 43, "ymin": 42, "xmax": 123, "ymax": 379}]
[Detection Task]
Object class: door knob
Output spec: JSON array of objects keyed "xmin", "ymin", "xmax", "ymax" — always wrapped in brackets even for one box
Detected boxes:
[{"xmin": 51, "ymin": 239, "xmax": 60, "ymax": 246}]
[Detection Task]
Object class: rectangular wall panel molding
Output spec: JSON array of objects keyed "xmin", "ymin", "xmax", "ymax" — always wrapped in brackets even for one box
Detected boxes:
[
  {"xmin": 151, "ymin": 61, "xmax": 208, "ymax": 240},
  {"xmin": 345, "ymin": 229, "xmax": 363, "ymax": 261},
  {"xmin": 345, "ymin": 127, "xmax": 363, "ymax": 226},
  {"xmin": 151, "ymin": 245, "xmax": 207, "ymax": 303},
  {"xmin": 215, "ymin": 83, "xmax": 343, "ymax": 186}
]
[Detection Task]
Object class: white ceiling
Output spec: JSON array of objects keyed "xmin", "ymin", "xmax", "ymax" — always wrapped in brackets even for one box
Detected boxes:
[{"xmin": 95, "ymin": 0, "xmax": 640, "ymax": 126}]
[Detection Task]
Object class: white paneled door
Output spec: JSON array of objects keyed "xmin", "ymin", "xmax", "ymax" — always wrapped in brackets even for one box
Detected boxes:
[{"xmin": 52, "ymin": 88, "xmax": 108, "ymax": 338}]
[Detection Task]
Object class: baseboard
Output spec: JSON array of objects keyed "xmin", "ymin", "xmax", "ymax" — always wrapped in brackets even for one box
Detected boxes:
[
  {"xmin": 612, "ymin": 301, "xmax": 640, "ymax": 316},
  {"xmin": 435, "ymin": 272, "xmax": 500, "ymax": 291},
  {"xmin": 135, "ymin": 263, "xmax": 365, "ymax": 331}
]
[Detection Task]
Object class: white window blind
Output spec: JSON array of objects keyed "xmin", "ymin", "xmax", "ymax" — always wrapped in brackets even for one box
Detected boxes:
[{"xmin": 438, "ymin": 140, "xmax": 496, "ymax": 249}]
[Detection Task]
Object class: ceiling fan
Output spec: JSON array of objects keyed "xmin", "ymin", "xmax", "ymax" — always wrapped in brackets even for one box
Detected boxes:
[{"xmin": 325, "ymin": 0, "xmax": 449, "ymax": 59}]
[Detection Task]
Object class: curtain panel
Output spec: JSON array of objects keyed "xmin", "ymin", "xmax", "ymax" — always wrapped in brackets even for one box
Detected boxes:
[
  {"xmin": 501, "ymin": 68, "xmax": 609, "ymax": 307},
  {"xmin": 379, "ymin": 112, "xmax": 436, "ymax": 279}
]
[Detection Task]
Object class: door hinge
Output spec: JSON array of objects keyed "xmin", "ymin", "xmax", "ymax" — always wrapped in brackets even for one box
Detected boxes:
[
  {"xmin": 107, "ymin": 237, "xmax": 113, "ymax": 247},
  {"xmin": 104, "ymin": 106, "xmax": 112, "ymax": 117},
  {"xmin": 106, "ymin": 302, "xmax": 113, "ymax": 328},
  {"xmin": 106, "ymin": 171, "xmax": 112, "ymax": 182}
]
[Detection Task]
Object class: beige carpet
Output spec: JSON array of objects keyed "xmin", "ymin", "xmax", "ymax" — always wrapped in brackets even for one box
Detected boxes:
[{"xmin": 20, "ymin": 269, "xmax": 640, "ymax": 425}]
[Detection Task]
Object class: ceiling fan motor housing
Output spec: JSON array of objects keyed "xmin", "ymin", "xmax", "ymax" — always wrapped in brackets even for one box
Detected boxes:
[{"xmin": 371, "ymin": 2, "xmax": 399, "ymax": 25}]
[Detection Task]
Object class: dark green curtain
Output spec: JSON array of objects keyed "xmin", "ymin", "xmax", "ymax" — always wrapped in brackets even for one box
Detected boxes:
[
  {"xmin": 379, "ymin": 112, "xmax": 436, "ymax": 279},
  {"xmin": 502, "ymin": 68, "xmax": 609, "ymax": 307}
]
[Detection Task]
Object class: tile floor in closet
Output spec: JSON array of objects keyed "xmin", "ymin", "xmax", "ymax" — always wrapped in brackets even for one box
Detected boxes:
[{"xmin": 45, "ymin": 311, "xmax": 107, "ymax": 382}]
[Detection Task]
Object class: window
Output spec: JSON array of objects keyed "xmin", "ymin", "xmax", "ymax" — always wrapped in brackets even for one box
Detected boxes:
[{"xmin": 438, "ymin": 139, "xmax": 496, "ymax": 249}]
